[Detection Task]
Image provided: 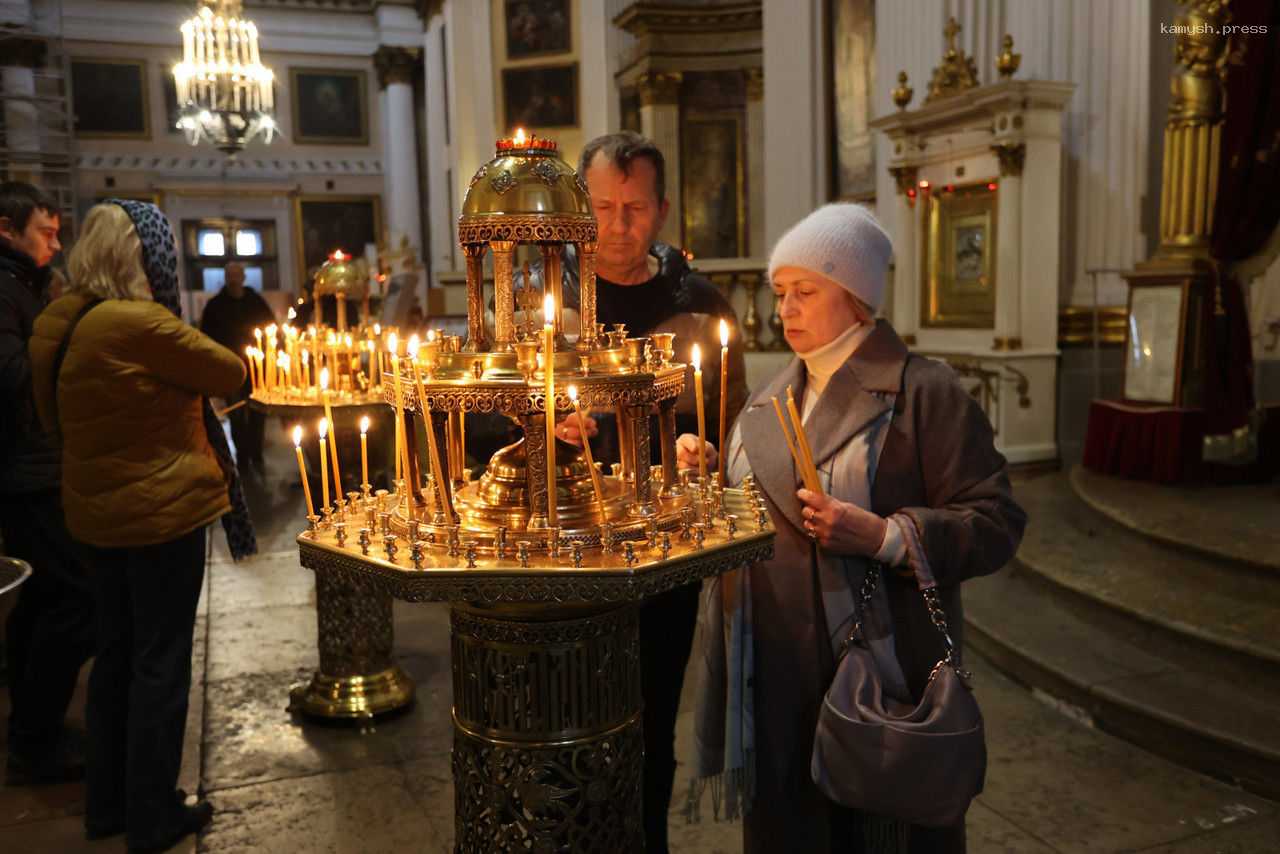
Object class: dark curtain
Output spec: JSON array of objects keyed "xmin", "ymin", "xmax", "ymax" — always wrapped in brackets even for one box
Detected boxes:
[{"xmin": 1205, "ymin": 0, "xmax": 1280, "ymax": 435}]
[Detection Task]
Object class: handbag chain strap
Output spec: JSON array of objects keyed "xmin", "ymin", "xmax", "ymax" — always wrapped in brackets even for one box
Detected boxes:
[{"xmin": 842, "ymin": 562, "xmax": 973, "ymax": 683}]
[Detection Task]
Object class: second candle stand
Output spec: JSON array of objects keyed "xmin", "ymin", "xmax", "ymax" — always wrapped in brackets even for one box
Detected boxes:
[{"xmin": 295, "ymin": 131, "xmax": 775, "ymax": 854}]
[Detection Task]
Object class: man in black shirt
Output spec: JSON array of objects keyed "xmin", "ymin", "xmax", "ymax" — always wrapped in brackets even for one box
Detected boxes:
[
  {"xmin": 199, "ymin": 262, "xmax": 276, "ymax": 475},
  {"xmin": 0, "ymin": 181, "xmax": 94, "ymax": 785},
  {"xmin": 556, "ymin": 132, "xmax": 749, "ymax": 853}
]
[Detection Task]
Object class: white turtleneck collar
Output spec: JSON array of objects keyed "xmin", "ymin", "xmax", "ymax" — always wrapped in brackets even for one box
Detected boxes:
[{"xmin": 796, "ymin": 321, "xmax": 873, "ymax": 419}]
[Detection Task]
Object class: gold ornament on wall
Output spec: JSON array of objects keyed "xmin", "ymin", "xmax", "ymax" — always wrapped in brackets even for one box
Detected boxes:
[
  {"xmin": 996, "ymin": 34, "xmax": 1021, "ymax": 79},
  {"xmin": 892, "ymin": 71, "xmax": 914, "ymax": 110}
]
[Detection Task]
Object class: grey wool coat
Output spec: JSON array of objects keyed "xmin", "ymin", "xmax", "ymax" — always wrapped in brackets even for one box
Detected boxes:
[{"xmin": 735, "ymin": 319, "xmax": 1027, "ymax": 854}]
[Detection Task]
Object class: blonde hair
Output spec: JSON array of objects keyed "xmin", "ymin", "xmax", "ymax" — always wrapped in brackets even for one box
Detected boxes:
[{"xmin": 66, "ymin": 204, "xmax": 152, "ymax": 301}]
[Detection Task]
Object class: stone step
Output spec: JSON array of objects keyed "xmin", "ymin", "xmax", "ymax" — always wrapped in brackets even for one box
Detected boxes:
[
  {"xmin": 965, "ymin": 564, "xmax": 1280, "ymax": 801},
  {"xmin": 1069, "ymin": 465, "xmax": 1280, "ymax": 576},
  {"xmin": 1010, "ymin": 473, "xmax": 1280, "ymax": 683}
]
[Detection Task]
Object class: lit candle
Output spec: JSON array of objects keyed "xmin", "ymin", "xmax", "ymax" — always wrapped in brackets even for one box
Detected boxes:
[
  {"xmin": 387, "ymin": 333, "xmax": 406, "ymax": 485},
  {"xmin": 543, "ymin": 293, "xmax": 557, "ymax": 528},
  {"xmin": 318, "ymin": 417, "xmax": 330, "ymax": 512},
  {"xmin": 359, "ymin": 415, "xmax": 370, "ymax": 489},
  {"xmin": 692, "ymin": 343, "xmax": 707, "ymax": 484},
  {"xmin": 718, "ymin": 319, "xmax": 730, "ymax": 486},
  {"xmin": 301, "ymin": 349, "xmax": 310, "ymax": 390},
  {"xmin": 369, "ymin": 340, "xmax": 381, "ymax": 389},
  {"xmin": 245, "ymin": 346, "xmax": 257, "ymax": 393},
  {"xmin": 277, "ymin": 353, "xmax": 290, "ymax": 395},
  {"xmin": 293, "ymin": 425, "xmax": 315, "ymax": 518},
  {"xmin": 568, "ymin": 385, "xmax": 605, "ymax": 515},
  {"xmin": 319, "ymin": 368, "xmax": 342, "ymax": 499}
]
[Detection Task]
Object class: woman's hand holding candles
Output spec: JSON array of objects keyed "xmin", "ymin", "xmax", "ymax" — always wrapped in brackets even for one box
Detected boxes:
[
  {"xmin": 554, "ymin": 412, "xmax": 598, "ymax": 447},
  {"xmin": 795, "ymin": 488, "xmax": 887, "ymax": 556}
]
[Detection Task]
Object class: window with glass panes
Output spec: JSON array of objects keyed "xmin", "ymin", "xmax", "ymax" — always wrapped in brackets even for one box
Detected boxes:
[{"xmin": 181, "ymin": 218, "xmax": 279, "ymax": 291}]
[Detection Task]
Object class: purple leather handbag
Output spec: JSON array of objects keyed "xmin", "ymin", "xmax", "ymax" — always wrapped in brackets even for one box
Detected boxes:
[{"xmin": 811, "ymin": 563, "xmax": 986, "ymax": 828}]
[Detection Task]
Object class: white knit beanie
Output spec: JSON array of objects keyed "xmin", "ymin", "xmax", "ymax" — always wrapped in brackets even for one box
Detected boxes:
[{"xmin": 767, "ymin": 204, "xmax": 893, "ymax": 314}]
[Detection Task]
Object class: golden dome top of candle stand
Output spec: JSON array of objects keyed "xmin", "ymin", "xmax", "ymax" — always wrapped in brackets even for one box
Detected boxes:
[
  {"xmin": 312, "ymin": 251, "xmax": 370, "ymax": 301},
  {"xmin": 458, "ymin": 136, "xmax": 595, "ymax": 242}
]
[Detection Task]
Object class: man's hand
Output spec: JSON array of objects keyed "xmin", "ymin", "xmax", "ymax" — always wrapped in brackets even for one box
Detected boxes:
[
  {"xmin": 555, "ymin": 413, "xmax": 598, "ymax": 448},
  {"xmin": 676, "ymin": 433, "xmax": 717, "ymax": 472},
  {"xmin": 796, "ymin": 488, "xmax": 887, "ymax": 557}
]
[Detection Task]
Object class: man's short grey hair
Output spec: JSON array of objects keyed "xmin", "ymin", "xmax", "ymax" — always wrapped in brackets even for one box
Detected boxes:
[{"xmin": 578, "ymin": 131, "xmax": 666, "ymax": 202}]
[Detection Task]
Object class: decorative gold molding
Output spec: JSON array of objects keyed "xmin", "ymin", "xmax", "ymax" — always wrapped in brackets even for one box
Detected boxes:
[
  {"xmin": 373, "ymin": 46, "xmax": 421, "ymax": 89},
  {"xmin": 888, "ymin": 165, "xmax": 919, "ymax": 197},
  {"xmin": 1058, "ymin": 305, "xmax": 1128, "ymax": 346},
  {"xmin": 636, "ymin": 71, "xmax": 683, "ymax": 107},
  {"xmin": 925, "ymin": 16, "xmax": 980, "ymax": 102},
  {"xmin": 613, "ymin": 2, "xmax": 763, "ymax": 37},
  {"xmin": 991, "ymin": 142, "xmax": 1026, "ymax": 177}
]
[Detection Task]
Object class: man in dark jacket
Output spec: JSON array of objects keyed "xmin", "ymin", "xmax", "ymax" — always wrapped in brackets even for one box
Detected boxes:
[
  {"xmin": 0, "ymin": 181, "xmax": 94, "ymax": 784},
  {"xmin": 550, "ymin": 132, "xmax": 749, "ymax": 853},
  {"xmin": 199, "ymin": 262, "xmax": 276, "ymax": 475}
]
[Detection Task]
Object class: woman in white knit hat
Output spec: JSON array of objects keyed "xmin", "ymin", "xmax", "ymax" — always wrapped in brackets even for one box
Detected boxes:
[{"xmin": 681, "ymin": 204, "xmax": 1026, "ymax": 854}]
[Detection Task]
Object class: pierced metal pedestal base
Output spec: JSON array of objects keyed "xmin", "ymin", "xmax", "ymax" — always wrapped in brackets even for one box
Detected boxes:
[
  {"xmin": 289, "ymin": 567, "xmax": 416, "ymax": 720},
  {"xmin": 450, "ymin": 604, "xmax": 645, "ymax": 853}
]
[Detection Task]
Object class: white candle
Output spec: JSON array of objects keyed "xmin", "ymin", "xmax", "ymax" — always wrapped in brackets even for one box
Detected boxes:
[{"xmin": 692, "ymin": 343, "xmax": 707, "ymax": 484}]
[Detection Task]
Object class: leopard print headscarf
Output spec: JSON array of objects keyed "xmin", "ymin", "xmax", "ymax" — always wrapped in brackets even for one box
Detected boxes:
[{"xmin": 108, "ymin": 199, "xmax": 257, "ymax": 561}]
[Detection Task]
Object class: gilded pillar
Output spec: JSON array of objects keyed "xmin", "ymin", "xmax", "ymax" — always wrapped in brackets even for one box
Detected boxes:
[
  {"xmin": 578, "ymin": 241, "xmax": 598, "ymax": 347},
  {"xmin": 461, "ymin": 243, "xmax": 489, "ymax": 351},
  {"xmin": 490, "ymin": 240, "xmax": 517, "ymax": 349}
]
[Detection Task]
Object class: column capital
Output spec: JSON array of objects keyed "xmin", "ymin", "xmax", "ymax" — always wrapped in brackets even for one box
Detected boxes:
[
  {"xmin": 637, "ymin": 71, "xmax": 682, "ymax": 107},
  {"xmin": 991, "ymin": 142, "xmax": 1026, "ymax": 177},
  {"xmin": 414, "ymin": 0, "xmax": 445, "ymax": 23},
  {"xmin": 744, "ymin": 67, "xmax": 764, "ymax": 101},
  {"xmin": 373, "ymin": 45, "xmax": 422, "ymax": 89},
  {"xmin": 2, "ymin": 38, "xmax": 46, "ymax": 69},
  {"xmin": 888, "ymin": 165, "xmax": 919, "ymax": 197}
]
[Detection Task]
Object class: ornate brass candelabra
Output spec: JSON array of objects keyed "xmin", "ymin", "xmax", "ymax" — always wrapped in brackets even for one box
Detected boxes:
[{"xmin": 293, "ymin": 131, "xmax": 774, "ymax": 852}]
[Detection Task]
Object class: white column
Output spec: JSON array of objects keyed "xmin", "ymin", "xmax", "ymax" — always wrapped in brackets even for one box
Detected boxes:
[
  {"xmin": 637, "ymin": 72, "xmax": 682, "ymax": 247},
  {"xmin": 444, "ymin": 0, "xmax": 496, "ymax": 245},
  {"xmin": 579, "ymin": 0, "xmax": 619, "ymax": 141},
  {"xmin": 2, "ymin": 65, "xmax": 39, "ymax": 181},
  {"xmin": 993, "ymin": 169, "xmax": 1023, "ymax": 347},
  {"xmin": 762, "ymin": 0, "xmax": 828, "ymax": 247},
  {"xmin": 374, "ymin": 47, "xmax": 423, "ymax": 259},
  {"xmin": 890, "ymin": 184, "xmax": 918, "ymax": 340},
  {"xmin": 423, "ymin": 14, "xmax": 454, "ymax": 277}
]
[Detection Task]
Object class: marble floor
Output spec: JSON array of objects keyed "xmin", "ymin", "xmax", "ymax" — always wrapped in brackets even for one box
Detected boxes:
[{"xmin": 1, "ymin": 432, "xmax": 1277, "ymax": 853}]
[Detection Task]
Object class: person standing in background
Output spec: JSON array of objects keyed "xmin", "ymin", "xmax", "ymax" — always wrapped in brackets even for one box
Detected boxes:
[
  {"xmin": 199, "ymin": 261, "xmax": 276, "ymax": 476},
  {"xmin": 0, "ymin": 181, "xmax": 95, "ymax": 786}
]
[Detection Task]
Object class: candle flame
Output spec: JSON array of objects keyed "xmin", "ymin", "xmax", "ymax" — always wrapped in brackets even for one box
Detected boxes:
[
  {"xmin": 426, "ymin": 328, "xmax": 436, "ymax": 342},
  {"xmin": 265, "ymin": 324, "xmax": 277, "ymax": 338},
  {"xmin": 514, "ymin": 127, "xmax": 527, "ymax": 145},
  {"xmin": 301, "ymin": 350, "xmax": 309, "ymax": 363},
  {"xmin": 345, "ymin": 333, "xmax": 353, "ymax": 347},
  {"xmin": 245, "ymin": 345, "xmax": 253, "ymax": 357},
  {"xmin": 373, "ymin": 323, "xmax": 381, "ymax": 335},
  {"xmin": 278, "ymin": 354, "xmax": 289, "ymax": 370},
  {"xmin": 360, "ymin": 415, "xmax": 370, "ymax": 435},
  {"xmin": 567, "ymin": 385, "xmax": 579, "ymax": 402},
  {"xmin": 318, "ymin": 418, "xmax": 328, "ymax": 439},
  {"xmin": 319, "ymin": 367, "xmax": 329, "ymax": 390},
  {"xmin": 407, "ymin": 336, "xmax": 420, "ymax": 358},
  {"xmin": 691, "ymin": 343, "xmax": 702, "ymax": 371},
  {"xmin": 254, "ymin": 328, "xmax": 262, "ymax": 340},
  {"xmin": 287, "ymin": 307, "xmax": 296, "ymax": 321},
  {"xmin": 544, "ymin": 293, "xmax": 555, "ymax": 326},
  {"xmin": 292, "ymin": 424, "xmax": 302, "ymax": 447},
  {"xmin": 720, "ymin": 318, "xmax": 730, "ymax": 348},
  {"xmin": 333, "ymin": 249, "xmax": 345, "ymax": 261},
  {"xmin": 387, "ymin": 332, "xmax": 398, "ymax": 354}
]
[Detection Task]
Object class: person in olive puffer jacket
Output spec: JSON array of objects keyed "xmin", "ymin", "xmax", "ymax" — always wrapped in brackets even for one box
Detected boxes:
[{"xmin": 29, "ymin": 201, "xmax": 247, "ymax": 853}]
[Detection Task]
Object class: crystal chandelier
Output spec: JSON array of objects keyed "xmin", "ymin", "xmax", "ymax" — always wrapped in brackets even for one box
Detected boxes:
[{"xmin": 172, "ymin": 0, "xmax": 277, "ymax": 155}]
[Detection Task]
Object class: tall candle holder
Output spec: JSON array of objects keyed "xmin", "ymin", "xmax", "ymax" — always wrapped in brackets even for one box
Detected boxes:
[{"xmin": 291, "ymin": 128, "xmax": 775, "ymax": 854}]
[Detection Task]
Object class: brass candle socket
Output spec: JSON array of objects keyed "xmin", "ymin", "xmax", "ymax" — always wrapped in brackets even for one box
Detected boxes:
[
  {"xmin": 571, "ymin": 541, "xmax": 584, "ymax": 568},
  {"xmin": 516, "ymin": 541, "xmax": 531, "ymax": 568},
  {"xmin": 409, "ymin": 539, "xmax": 425, "ymax": 569},
  {"xmin": 383, "ymin": 534, "xmax": 399, "ymax": 562},
  {"xmin": 377, "ymin": 511, "xmax": 391, "ymax": 537},
  {"xmin": 547, "ymin": 526, "xmax": 561, "ymax": 558},
  {"xmin": 726, "ymin": 514, "xmax": 738, "ymax": 540},
  {"xmin": 358, "ymin": 527, "xmax": 371, "ymax": 556},
  {"xmin": 464, "ymin": 541, "xmax": 478, "ymax": 569},
  {"xmin": 624, "ymin": 338, "xmax": 650, "ymax": 372},
  {"xmin": 513, "ymin": 340, "xmax": 540, "ymax": 380},
  {"xmin": 651, "ymin": 332, "xmax": 675, "ymax": 366},
  {"xmin": 495, "ymin": 526, "xmax": 509, "ymax": 557},
  {"xmin": 334, "ymin": 521, "xmax": 347, "ymax": 548},
  {"xmin": 600, "ymin": 522, "xmax": 615, "ymax": 554},
  {"xmin": 305, "ymin": 514, "xmax": 320, "ymax": 537}
]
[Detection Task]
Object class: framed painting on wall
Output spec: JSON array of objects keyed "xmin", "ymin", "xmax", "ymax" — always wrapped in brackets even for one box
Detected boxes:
[
  {"xmin": 289, "ymin": 68, "xmax": 369, "ymax": 145},
  {"xmin": 920, "ymin": 181, "xmax": 999, "ymax": 329},
  {"xmin": 505, "ymin": 0, "xmax": 571, "ymax": 59},
  {"xmin": 293, "ymin": 195, "xmax": 382, "ymax": 290},
  {"xmin": 502, "ymin": 64, "xmax": 578, "ymax": 129},
  {"xmin": 680, "ymin": 116, "xmax": 745, "ymax": 260},
  {"xmin": 70, "ymin": 58, "xmax": 150, "ymax": 139}
]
